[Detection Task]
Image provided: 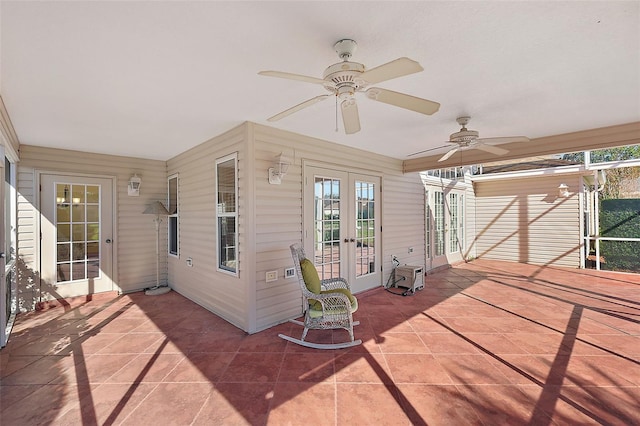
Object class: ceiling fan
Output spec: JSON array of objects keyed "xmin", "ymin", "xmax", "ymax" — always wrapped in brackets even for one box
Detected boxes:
[
  {"xmin": 258, "ymin": 39, "xmax": 440, "ymax": 134},
  {"xmin": 408, "ymin": 116, "xmax": 530, "ymax": 162}
]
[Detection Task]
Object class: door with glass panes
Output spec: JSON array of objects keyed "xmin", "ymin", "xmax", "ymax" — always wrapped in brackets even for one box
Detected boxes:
[
  {"xmin": 304, "ymin": 166, "xmax": 381, "ymax": 294},
  {"xmin": 40, "ymin": 174, "xmax": 114, "ymax": 298},
  {"xmin": 426, "ymin": 188, "xmax": 465, "ymax": 270}
]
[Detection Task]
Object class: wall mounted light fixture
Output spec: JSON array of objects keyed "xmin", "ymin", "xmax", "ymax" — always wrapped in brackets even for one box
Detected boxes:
[
  {"xmin": 128, "ymin": 174, "xmax": 142, "ymax": 196},
  {"xmin": 558, "ymin": 183, "xmax": 569, "ymax": 198},
  {"xmin": 268, "ymin": 153, "xmax": 291, "ymax": 185}
]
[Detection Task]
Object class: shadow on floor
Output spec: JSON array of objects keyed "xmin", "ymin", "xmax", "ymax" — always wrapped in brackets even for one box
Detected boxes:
[{"xmin": 1, "ymin": 259, "xmax": 639, "ymax": 425}]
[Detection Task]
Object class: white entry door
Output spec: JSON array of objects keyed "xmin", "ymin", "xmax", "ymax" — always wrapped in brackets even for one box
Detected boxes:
[
  {"xmin": 427, "ymin": 188, "xmax": 465, "ymax": 270},
  {"xmin": 304, "ymin": 166, "xmax": 381, "ymax": 294},
  {"xmin": 40, "ymin": 174, "xmax": 115, "ymax": 298}
]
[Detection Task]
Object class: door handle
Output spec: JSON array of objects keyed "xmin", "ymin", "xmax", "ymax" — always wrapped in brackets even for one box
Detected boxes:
[{"xmin": 106, "ymin": 239, "xmax": 112, "ymax": 244}]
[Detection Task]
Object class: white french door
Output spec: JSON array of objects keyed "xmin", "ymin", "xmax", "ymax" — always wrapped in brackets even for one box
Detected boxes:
[
  {"xmin": 40, "ymin": 174, "xmax": 115, "ymax": 299},
  {"xmin": 426, "ymin": 188, "xmax": 465, "ymax": 270},
  {"xmin": 304, "ymin": 166, "xmax": 381, "ymax": 294}
]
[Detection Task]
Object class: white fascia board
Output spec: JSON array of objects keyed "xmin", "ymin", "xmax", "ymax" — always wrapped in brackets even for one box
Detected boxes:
[
  {"xmin": 470, "ymin": 164, "xmax": 586, "ymax": 182},
  {"xmin": 586, "ymin": 158, "xmax": 640, "ymax": 170}
]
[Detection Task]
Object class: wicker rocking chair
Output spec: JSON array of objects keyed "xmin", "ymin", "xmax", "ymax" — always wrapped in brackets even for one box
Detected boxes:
[{"xmin": 278, "ymin": 243, "xmax": 361, "ymax": 349}]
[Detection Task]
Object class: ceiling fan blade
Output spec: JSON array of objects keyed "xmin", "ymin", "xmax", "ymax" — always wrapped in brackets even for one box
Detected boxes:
[
  {"xmin": 366, "ymin": 87, "xmax": 440, "ymax": 115},
  {"xmin": 438, "ymin": 147, "xmax": 459, "ymax": 162},
  {"xmin": 267, "ymin": 95, "xmax": 332, "ymax": 122},
  {"xmin": 258, "ymin": 70, "xmax": 328, "ymax": 85},
  {"xmin": 474, "ymin": 143, "xmax": 509, "ymax": 156},
  {"xmin": 341, "ymin": 99, "xmax": 361, "ymax": 134},
  {"xmin": 360, "ymin": 57, "xmax": 423, "ymax": 84},
  {"xmin": 407, "ymin": 144, "xmax": 451, "ymax": 157},
  {"xmin": 479, "ymin": 136, "xmax": 530, "ymax": 145}
]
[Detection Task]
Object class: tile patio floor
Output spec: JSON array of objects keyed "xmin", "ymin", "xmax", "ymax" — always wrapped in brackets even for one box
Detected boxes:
[{"xmin": 1, "ymin": 259, "xmax": 639, "ymax": 425}]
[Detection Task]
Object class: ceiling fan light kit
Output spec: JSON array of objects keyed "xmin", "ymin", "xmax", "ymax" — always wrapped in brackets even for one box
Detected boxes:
[{"xmin": 259, "ymin": 38, "xmax": 440, "ymax": 134}]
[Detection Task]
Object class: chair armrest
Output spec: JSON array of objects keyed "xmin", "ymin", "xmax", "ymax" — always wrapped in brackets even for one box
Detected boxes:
[
  {"xmin": 311, "ymin": 291, "xmax": 353, "ymax": 312},
  {"xmin": 320, "ymin": 277, "xmax": 351, "ymax": 292}
]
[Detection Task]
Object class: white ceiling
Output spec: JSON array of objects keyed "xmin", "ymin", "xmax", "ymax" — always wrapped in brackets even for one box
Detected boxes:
[{"xmin": 1, "ymin": 1, "xmax": 639, "ymax": 162}]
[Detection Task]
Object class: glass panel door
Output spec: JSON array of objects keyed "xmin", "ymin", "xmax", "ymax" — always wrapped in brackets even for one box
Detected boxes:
[
  {"xmin": 313, "ymin": 175, "xmax": 343, "ymax": 280},
  {"xmin": 351, "ymin": 174, "xmax": 380, "ymax": 291},
  {"xmin": 355, "ymin": 180, "xmax": 376, "ymax": 278},
  {"xmin": 54, "ymin": 183, "xmax": 101, "ymax": 283},
  {"xmin": 41, "ymin": 174, "xmax": 114, "ymax": 298},
  {"xmin": 434, "ymin": 191, "xmax": 445, "ymax": 257},
  {"xmin": 428, "ymin": 189, "xmax": 465, "ymax": 269},
  {"xmin": 305, "ymin": 167, "xmax": 381, "ymax": 293},
  {"xmin": 448, "ymin": 192, "xmax": 459, "ymax": 254}
]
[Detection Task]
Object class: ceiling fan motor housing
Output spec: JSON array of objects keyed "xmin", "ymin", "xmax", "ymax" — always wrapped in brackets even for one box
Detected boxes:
[
  {"xmin": 323, "ymin": 61, "xmax": 365, "ymax": 98},
  {"xmin": 450, "ymin": 129, "xmax": 480, "ymax": 146},
  {"xmin": 450, "ymin": 116, "xmax": 478, "ymax": 145}
]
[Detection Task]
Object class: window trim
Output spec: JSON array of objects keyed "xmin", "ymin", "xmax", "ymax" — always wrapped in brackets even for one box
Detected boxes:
[
  {"xmin": 216, "ymin": 153, "xmax": 238, "ymax": 275},
  {"xmin": 167, "ymin": 173, "xmax": 179, "ymax": 258}
]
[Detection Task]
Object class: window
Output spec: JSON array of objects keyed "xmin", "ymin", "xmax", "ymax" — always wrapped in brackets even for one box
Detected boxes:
[
  {"xmin": 216, "ymin": 154, "xmax": 237, "ymax": 273},
  {"xmin": 168, "ymin": 174, "xmax": 178, "ymax": 256},
  {"xmin": 55, "ymin": 183, "xmax": 101, "ymax": 282},
  {"xmin": 425, "ymin": 167, "xmax": 464, "ymax": 180}
]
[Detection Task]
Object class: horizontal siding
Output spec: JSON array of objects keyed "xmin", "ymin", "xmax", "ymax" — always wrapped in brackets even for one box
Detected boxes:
[
  {"xmin": 383, "ymin": 174, "xmax": 427, "ymax": 268},
  {"xmin": 251, "ymin": 123, "xmax": 426, "ymax": 332},
  {"xmin": 474, "ymin": 174, "xmax": 582, "ymax": 267},
  {"xmin": 16, "ymin": 168, "xmax": 38, "ymax": 310},
  {"xmin": 165, "ymin": 124, "xmax": 248, "ymax": 331},
  {"xmin": 16, "ymin": 145, "xmax": 166, "ymax": 309}
]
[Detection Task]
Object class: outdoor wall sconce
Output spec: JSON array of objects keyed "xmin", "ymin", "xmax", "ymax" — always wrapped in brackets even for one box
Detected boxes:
[
  {"xmin": 268, "ymin": 153, "xmax": 291, "ymax": 185},
  {"xmin": 128, "ymin": 174, "xmax": 142, "ymax": 196},
  {"xmin": 558, "ymin": 183, "xmax": 569, "ymax": 198}
]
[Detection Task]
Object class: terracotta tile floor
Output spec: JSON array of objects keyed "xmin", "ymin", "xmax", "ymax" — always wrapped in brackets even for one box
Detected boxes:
[{"xmin": 1, "ymin": 259, "xmax": 639, "ymax": 425}]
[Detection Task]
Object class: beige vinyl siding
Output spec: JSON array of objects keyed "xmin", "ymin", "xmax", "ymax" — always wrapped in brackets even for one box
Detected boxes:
[
  {"xmin": 165, "ymin": 124, "xmax": 248, "ymax": 331},
  {"xmin": 382, "ymin": 174, "xmax": 428, "ymax": 268},
  {"xmin": 16, "ymin": 168, "xmax": 38, "ymax": 310},
  {"xmin": 16, "ymin": 145, "xmax": 166, "ymax": 308},
  {"xmin": 474, "ymin": 174, "xmax": 582, "ymax": 267},
  {"xmin": 251, "ymin": 123, "xmax": 426, "ymax": 332}
]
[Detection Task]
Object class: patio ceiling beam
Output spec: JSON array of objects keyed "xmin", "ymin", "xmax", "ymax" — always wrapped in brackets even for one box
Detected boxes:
[{"xmin": 403, "ymin": 121, "xmax": 640, "ymax": 173}]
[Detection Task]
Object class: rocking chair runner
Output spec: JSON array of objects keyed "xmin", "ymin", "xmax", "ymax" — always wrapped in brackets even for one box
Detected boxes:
[{"xmin": 278, "ymin": 243, "xmax": 362, "ymax": 349}]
